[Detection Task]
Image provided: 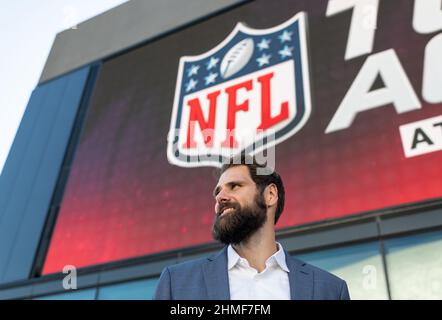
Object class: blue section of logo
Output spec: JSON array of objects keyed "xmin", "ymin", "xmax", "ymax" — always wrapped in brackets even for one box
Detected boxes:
[{"xmin": 181, "ymin": 24, "xmax": 300, "ymax": 95}]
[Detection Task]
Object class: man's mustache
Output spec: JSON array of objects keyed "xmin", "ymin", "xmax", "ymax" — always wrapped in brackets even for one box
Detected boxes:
[{"xmin": 216, "ymin": 201, "xmax": 240, "ymax": 216}]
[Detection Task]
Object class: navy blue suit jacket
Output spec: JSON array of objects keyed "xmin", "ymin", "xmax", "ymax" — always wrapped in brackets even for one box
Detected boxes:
[{"xmin": 154, "ymin": 246, "xmax": 350, "ymax": 300}]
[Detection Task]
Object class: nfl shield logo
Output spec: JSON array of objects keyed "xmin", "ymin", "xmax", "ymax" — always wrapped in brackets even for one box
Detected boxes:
[{"xmin": 167, "ymin": 12, "xmax": 312, "ymax": 167}]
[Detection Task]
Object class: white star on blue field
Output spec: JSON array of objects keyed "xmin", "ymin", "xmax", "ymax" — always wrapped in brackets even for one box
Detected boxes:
[
  {"xmin": 206, "ymin": 57, "xmax": 220, "ymax": 70},
  {"xmin": 256, "ymin": 53, "xmax": 271, "ymax": 67},
  {"xmin": 182, "ymin": 24, "xmax": 299, "ymax": 94},
  {"xmin": 204, "ymin": 72, "xmax": 218, "ymax": 85},
  {"xmin": 187, "ymin": 65, "xmax": 200, "ymax": 77},
  {"xmin": 278, "ymin": 30, "xmax": 293, "ymax": 43},
  {"xmin": 185, "ymin": 78, "xmax": 198, "ymax": 92},
  {"xmin": 279, "ymin": 45, "xmax": 293, "ymax": 58},
  {"xmin": 257, "ymin": 38, "xmax": 271, "ymax": 51}
]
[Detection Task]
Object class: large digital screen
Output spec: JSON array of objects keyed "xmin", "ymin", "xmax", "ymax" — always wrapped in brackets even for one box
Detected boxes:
[{"xmin": 42, "ymin": 0, "xmax": 442, "ymax": 274}]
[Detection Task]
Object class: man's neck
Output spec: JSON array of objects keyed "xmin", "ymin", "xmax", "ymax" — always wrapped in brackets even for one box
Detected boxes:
[{"xmin": 232, "ymin": 223, "xmax": 278, "ymax": 273}]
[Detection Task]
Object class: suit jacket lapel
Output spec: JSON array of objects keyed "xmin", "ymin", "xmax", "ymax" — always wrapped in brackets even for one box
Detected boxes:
[
  {"xmin": 202, "ymin": 246, "xmax": 230, "ymax": 300},
  {"xmin": 285, "ymin": 251, "xmax": 314, "ymax": 300},
  {"xmin": 202, "ymin": 247, "xmax": 313, "ymax": 300}
]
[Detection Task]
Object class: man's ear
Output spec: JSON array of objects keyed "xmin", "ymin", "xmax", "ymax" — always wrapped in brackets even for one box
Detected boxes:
[{"xmin": 264, "ymin": 183, "xmax": 278, "ymax": 207}]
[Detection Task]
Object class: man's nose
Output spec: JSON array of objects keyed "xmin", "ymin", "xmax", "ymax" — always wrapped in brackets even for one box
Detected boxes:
[{"xmin": 215, "ymin": 189, "xmax": 230, "ymax": 203}]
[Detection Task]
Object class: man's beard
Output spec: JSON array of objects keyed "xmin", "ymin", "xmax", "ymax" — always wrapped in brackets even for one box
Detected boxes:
[{"xmin": 212, "ymin": 192, "xmax": 267, "ymax": 245}]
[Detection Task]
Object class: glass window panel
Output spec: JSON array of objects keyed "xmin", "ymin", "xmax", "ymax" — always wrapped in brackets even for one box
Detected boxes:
[
  {"xmin": 35, "ymin": 288, "xmax": 96, "ymax": 300},
  {"xmin": 384, "ymin": 230, "xmax": 442, "ymax": 300},
  {"xmin": 97, "ymin": 278, "xmax": 158, "ymax": 300},
  {"xmin": 294, "ymin": 242, "xmax": 388, "ymax": 300}
]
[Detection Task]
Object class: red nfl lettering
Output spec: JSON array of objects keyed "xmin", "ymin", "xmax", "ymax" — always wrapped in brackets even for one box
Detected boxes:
[{"xmin": 183, "ymin": 72, "xmax": 290, "ymax": 149}]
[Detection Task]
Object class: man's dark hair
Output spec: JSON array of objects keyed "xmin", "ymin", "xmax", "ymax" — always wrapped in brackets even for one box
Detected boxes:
[{"xmin": 220, "ymin": 154, "xmax": 285, "ymax": 224}]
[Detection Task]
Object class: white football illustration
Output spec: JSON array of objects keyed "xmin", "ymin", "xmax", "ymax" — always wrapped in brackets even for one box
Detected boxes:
[{"xmin": 220, "ymin": 38, "xmax": 254, "ymax": 79}]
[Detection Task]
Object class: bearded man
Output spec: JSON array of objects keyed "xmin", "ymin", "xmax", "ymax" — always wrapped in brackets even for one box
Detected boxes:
[{"xmin": 154, "ymin": 155, "xmax": 350, "ymax": 300}]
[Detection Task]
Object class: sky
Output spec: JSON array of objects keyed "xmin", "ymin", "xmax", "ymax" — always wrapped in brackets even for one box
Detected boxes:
[{"xmin": 0, "ymin": 0, "xmax": 130, "ymax": 176}]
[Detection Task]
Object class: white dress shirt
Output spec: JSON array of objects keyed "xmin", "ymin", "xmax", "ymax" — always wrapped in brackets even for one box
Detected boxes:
[{"xmin": 227, "ymin": 242, "xmax": 291, "ymax": 300}]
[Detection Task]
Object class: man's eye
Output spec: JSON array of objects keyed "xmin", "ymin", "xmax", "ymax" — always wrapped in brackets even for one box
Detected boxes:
[{"xmin": 232, "ymin": 184, "xmax": 240, "ymax": 190}]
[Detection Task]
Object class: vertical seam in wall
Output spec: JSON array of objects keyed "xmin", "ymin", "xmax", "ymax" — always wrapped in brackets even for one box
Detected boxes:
[
  {"xmin": 376, "ymin": 216, "xmax": 392, "ymax": 300},
  {"xmin": 94, "ymin": 271, "xmax": 101, "ymax": 300}
]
